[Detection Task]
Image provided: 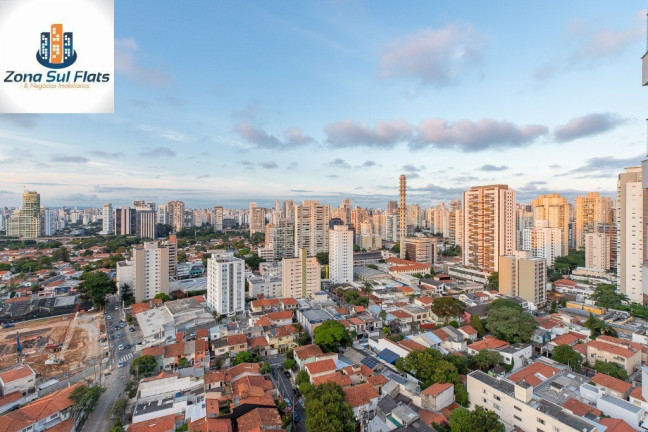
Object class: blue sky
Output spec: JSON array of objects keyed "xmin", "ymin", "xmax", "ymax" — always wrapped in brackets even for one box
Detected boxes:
[{"xmin": 0, "ymin": 1, "xmax": 647, "ymax": 208}]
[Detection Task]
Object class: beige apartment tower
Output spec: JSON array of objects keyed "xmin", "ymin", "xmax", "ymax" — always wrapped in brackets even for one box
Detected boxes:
[
  {"xmin": 294, "ymin": 200, "xmax": 330, "ymax": 257},
  {"xmin": 532, "ymin": 194, "xmax": 569, "ymax": 256},
  {"xmin": 585, "ymin": 232, "xmax": 610, "ymax": 271},
  {"xmin": 498, "ymin": 255, "xmax": 546, "ymax": 307},
  {"xmin": 282, "ymin": 248, "xmax": 321, "ymax": 298},
  {"xmin": 6, "ymin": 190, "xmax": 41, "ymax": 239},
  {"xmin": 462, "ymin": 185, "xmax": 516, "ymax": 273},
  {"xmin": 132, "ymin": 241, "xmax": 170, "ymax": 303},
  {"xmin": 167, "ymin": 201, "xmax": 185, "ymax": 233},
  {"xmin": 574, "ymin": 192, "xmax": 612, "ymax": 249}
]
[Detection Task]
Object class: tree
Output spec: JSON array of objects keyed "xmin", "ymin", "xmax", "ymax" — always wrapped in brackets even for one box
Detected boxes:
[
  {"xmin": 304, "ymin": 382, "xmax": 355, "ymax": 432},
  {"xmin": 112, "ymin": 398, "xmax": 128, "ymax": 419},
  {"xmin": 130, "ymin": 355, "xmax": 158, "ymax": 377},
  {"xmin": 391, "ymin": 244, "xmax": 400, "ymax": 253},
  {"xmin": 472, "ymin": 349, "xmax": 503, "ymax": 371},
  {"xmin": 313, "ymin": 320, "xmax": 352, "ymax": 353},
  {"xmin": 52, "ymin": 247, "xmax": 70, "ymax": 262},
  {"xmin": 430, "ymin": 297, "xmax": 466, "ymax": 324},
  {"xmin": 486, "ymin": 307, "xmax": 537, "ymax": 343},
  {"xmin": 488, "ymin": 298, "xmax": 522, "ymax": 312},
  {"xmin": 487, "ymin": 272, "xmax": 498, "ymax": 290},
  {"xmin": 233, "ymin": 351, "xmax": 258, "ymax": 365},
  {"xmin": 69, "ymin": 385, "xmax": 104, "ymax": 415},
  {"xmin": 297, "ymin": 332, "xmax": 312, "ymax": 346},
  {"xmin": 296, "ymin": 370, "xmax": 310, "ymax": 387},
  {"xmin": 344, "ymin": 290, "xmax": 369, "ymax": 306},
  {"xmin": 552, "ymin": 345, "xmax": 582, "ymax": 371},
  {"xmin": 593, "ymin": 361, "xmax": 628, "ymax": 380},
  {"xmin": 178, "ymin": 357, "xmax": 187, "ymax": 368},
  {"xmin": 550, "ymin": 299, "xmax": 557, "ymax": 313},
  {"xmin": 283, "ymin": 357, "xmax": 297, "ymax": 370},
  {"xmin": 156, "ymin": 223, "xmax": 173, "ymax": 238},
  {"xmin": 470, "ymin": 315, "xmax": 486, "ymax": 338},
  {"xmin": 260, "ymin": 362, "xmax": 271, "ymax": 374},
  {"xmin": 177, "ymin": 251, "xmax": 187, "ymax": 262},
  {"xmin": 379, "ymin": 309, "xmax": 387, "ymax": 320},
  {"xmin": 316, "ymin": 252, "xmax": 329, "ymax": 265},
  {"xmin": 449, "ymin": 406, "xmax": 504, "ymax": 432},
  {"xmin": 78, "ymin": 271, "xmax": 116, "ymax": 308},
  {"xmin": 244, "ymin": 253, "xmax": 264, "ymax": 270},
  {"xmin": 154, "ymin": 293, "xmax": 170, "ymax": 302},
  {"xmin": 591, "ymin": 284, "xmax": 628, "ymax": 309}
]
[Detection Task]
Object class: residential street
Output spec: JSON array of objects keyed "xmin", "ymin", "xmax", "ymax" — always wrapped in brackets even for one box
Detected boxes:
[{"xmin": 271, "ymin": 364, "xmax": 305, "ymax": 432}]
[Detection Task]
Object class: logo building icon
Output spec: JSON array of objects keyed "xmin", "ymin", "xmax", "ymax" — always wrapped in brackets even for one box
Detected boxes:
[{"xmin": 37, "ymin": 24, "xmax": 77, "ymax": 68}]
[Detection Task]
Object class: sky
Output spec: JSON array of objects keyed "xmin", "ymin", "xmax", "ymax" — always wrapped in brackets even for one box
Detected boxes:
[{"xmin": 0, "ymin": 1, "xmax": 647, "ymax": 209}]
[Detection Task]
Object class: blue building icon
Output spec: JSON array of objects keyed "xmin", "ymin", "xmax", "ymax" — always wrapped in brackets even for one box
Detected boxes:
[
  {"xmin": 63, "ymin": 32, "xmax": 73, "ymax": 61},
  {"xmin": 40, "ymin": 32, "xmax": 50, "ymax": 61}
]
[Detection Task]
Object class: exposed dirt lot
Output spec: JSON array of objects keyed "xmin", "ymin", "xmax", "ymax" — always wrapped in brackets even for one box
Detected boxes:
[{"xmin": 0, "ymin": 312, "xmax": 104, "ymax": 378}]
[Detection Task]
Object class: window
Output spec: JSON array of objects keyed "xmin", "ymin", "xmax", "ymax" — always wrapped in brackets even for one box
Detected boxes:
[
  {"xmin": 537, "ymin": 419, "xmax": 545, "ymax": 425},
  {"xmin": 514, "ymin": 415, "xmax": 522, "ymax": 422},
  {"xmin": 514, "ymin": 405, "xmax": 521, "ymax": 411}
]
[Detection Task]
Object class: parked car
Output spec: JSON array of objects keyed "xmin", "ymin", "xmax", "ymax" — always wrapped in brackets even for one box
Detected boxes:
[
  {"xmin": 129, "ymin": 327, "xmax": 136, "ymax": 332},
  {"xmin": 118, "ymin": 344, "xmax": 124, "ymax": 350},
  {"xmin": 117, "ymin": 333, "xmax": 123, "ymax": 338},
  {"xmin": 118, "ymin": 360, "xmax": 124, "ymax": 368}
]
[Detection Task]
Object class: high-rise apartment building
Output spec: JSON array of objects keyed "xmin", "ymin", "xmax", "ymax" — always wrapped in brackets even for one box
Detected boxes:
[
  {"xmin": 282, "ymin": 200, "xmax": 295, "ymax": 221},
  {"xmin": 167, "ymin": 201, "xmax": 185, "ymax": 233},
  {"xmin": 617, "ymin": 167, "xmax": 643, "ymax": 303},
  {"xmin": 282, "ymin": 248, "xmax": 321, "ymax": 298},
  {"xmin": 399, "ymin": 175, "xmax": 406, "ymax": 259},
  {"xmin": 40, "ymin": 209, "xmax": 56, "ymax": 236},
  {"xmin": 329, "ymin": 225, "xmax": 353, "ymax": 284},
  {"xmin": 532, "ymin": 194, "xmax": 570, "ymax": 256},
  {"xmin": 135, "ymin": 210, "xmax": 157, "ymax": 239},
  {"xmin": 114, "ymin": 207, "xmax": 136, "ymax": 235},
  {"xmin": 101, "ymin": 204, "xmax": 113, "ymax": 235},
  {"xmin": 212, "ymin": 206, "xmax": 223, "ymax": 231},
  {"xmin": 515, "ymin": 204, "xmax": 533, "ymax": 251},
  {"xmin": 574, "ymin": 192, "xmax": 612, "ymax": 250},
  {"xmin": 585, "ymin": 232, "xmax": 610, "ymax": 271},
  {"xmin": 164, "ymin": 234, "xmax": 178, "ymax": 277},
  {"xmin": 385, "ymin": 214, "xmax": 399, "ymax": 242},
  {"xmin": 263, "ymin": 219, "xmax": 295, "ymax": 260},
  {"xmin": 462, "ymin": 185, "xmax": 516, "ymax": 273},
  {"xmin": 498, "ymin": 255, "xmax": 547, "ymax": 307},
  {"xmin": 207, "ymin": 252, "xmax": 244, "ymax": 316},
  {"xmin": 250, "ymin": 206, "xmax": 266, "ymax": 235},
  {"xmin": 132, "ymin": 241, "xmax": 170, "ymax": 303},
  {"xmin": 6, "ymin": 190, "xmax": 41, "ymax": 239},
  {"xmin": 522, "ymin": 220, "xmax": 562, "ymax": 267},
  {"xmin": 404, "ymin": 237, "xmax": 436, "ymax": 264},
  {"xmin": 294, "ymin": 200, "xmax": 330, "ymax": 256},
  {"xmin": 156, "ymin": 204, "xmax": 168, "ymax": 225}
]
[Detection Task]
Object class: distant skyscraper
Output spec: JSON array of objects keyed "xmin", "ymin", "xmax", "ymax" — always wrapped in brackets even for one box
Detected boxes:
[
  {"xmin": 136, "ymin": 210, "xmax": 157, "ymax": 239},
  {"xmin": 207, "ymin": 252, "xmax": 244, "ymax": 316},
  {"xmin": 294, "ymin": 200, "xmax": 330, "ymax": 256},
  {"xmin": 167, "ymin": 201, "xmax": 185, "ymax": 232},
  {"xmin": 114, "ymin": 207, "xmax": 136, "ymax": 235},
  {"xmin": 617, "ymin": 167, "xmax": 644, "ymax": 303},
  {"xmin": 101, "ymin": 204, "xmax": 113, "ymax": 235},
  {"xmin": 132, "ymin": 241, "xmax": 170, "ymax": 302},
  {"xmin": 574, "ymin": 192, "xmax": 612, "ymax": 250},
  {"xmin": 7, "ymin": 190, "xmax": 41, "ymax": 239},
  {"xmin": 585, "ymin": 232, "xmax": 610, "ymax": 271},
  {"xmin": 40, "ymin": 209, "xmax": 56, "ymax": 236},
  {"xmin": 250, "ymin": 206, "xmax": 266, "ymax": 235},
  {"xmin": 156, "ymin": 204, "xmax": 168, "ymax": 225},
  {"xmin": 282, "ymin": 200, "xmax": 295, "ymax": 220},
  {"xmin": 329, "ymin": 225, "xmax": 353, "ymax": 284},
  {"xmin": 532, "ymin": 194, "xmax": 570, "ymax": 256},
  {"xmin": 463, "ymin": 185, "xmax": 515, "ymax": 273},
  {"xmin": 212, "ymin": 206, "xmax": 224, "ymax": 231}
]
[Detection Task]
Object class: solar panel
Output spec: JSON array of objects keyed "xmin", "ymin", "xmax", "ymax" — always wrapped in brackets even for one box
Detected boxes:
[{"xmin": 361, "ymin": 356, "xmax": 379, "ymax": 369}]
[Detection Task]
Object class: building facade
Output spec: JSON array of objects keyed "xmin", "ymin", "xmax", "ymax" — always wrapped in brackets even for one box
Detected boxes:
[
  {"xmin": 207, "ymin": 253, "xmax": 245, "ymax": 316},
  {"xmin": 329, "ymin": 225, "xmax": 353, "ymax": 284},
  {"xmin": 132, "ymin": 241, "xmax": 170, "ymax": 302},
  {"xmin": 282, "ymin": 248, "xmax": 321, "ymax": 298},
  {"xmin": 617, "ymin": 167, "xmax": 644, "ymax": 303}
]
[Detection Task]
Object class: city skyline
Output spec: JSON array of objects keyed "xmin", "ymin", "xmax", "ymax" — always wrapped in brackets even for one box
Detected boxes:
[{"xmin": 0, "ymin": 1, "xmax": 647, "ymax": 208}]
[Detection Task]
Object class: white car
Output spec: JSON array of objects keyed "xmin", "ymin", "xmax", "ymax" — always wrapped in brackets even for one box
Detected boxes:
[
  {"xmin": 118, "ymin": 344, "xmax": 124, "ymax": 350},
  {"xmin": 118, "ymin": 361, "xmax": 124, "ymax": 368}
]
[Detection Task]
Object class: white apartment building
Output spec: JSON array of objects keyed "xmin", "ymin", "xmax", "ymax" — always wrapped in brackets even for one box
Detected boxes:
[
  {"xmin": 585, "ymin": 232, "xmax": 610, "ymax": 271},
  {"xmin": 329, "ymin": 225, "xmax": 353, "ymax": 284},
  {"xmin": 463, "ymin": 185, "xmax": 516, "ymax": 273},
  {"xmin": 532, "ymin": 194, "xmax": 570, "ymax": 256},
  {"xmin": 156, "ymin": 204, "xmax": 168, "ymax": 225},
  {"xmin": 207, "ymin": 253, "xmax": 244, "ymax": 316},
  {"xmin": 467, "ymin": 371, "xmax": 597, "ymax": 432},
  {"xmin": 282, "ymin": 248, "xmax": 321, "ymax": 299},
  {"xmin": 617, "ymin": 167, "xmax": 644, "ymax": 303},
  {"xmin": 522, "ymin": 220, "xmax": 562, "ymax": 267},
  {"xmin": 385, "ymin": 213, "xmax": 399, "ymax": 242},
  {"xmin": 132, "ymin": 241, "xmax": 170, "ymax": 303},
  {"xmin": 101, "ymin": 203, "xmax": 113, "ymax": 235}
]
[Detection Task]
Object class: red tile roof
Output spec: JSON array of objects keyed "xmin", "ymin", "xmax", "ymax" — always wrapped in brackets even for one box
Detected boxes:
[
  {"xmin": 267, "ymin": 310, "xmax": 293, "ymax": 321},
  {"xmin": 598, "ymin": 418, "xmax": 635, "ymax": 432},
  {"xmin": 247, "ymin": 336, "xmax": 269, "ymax": 348},
  {"xmin": 344, "ymin": 383, "xmax": 380, "ymax": 407},
  {"xmin": 294, "ymin": 344, "xmax": 324, "ymax": 360},
  {"xmin": 280, "ymin": 297, "xmax": 298, "ymax": 305},
  {"xmin": 630, "ymin": 386, "xmax": 646, "ymax": 402},
  {"xmin": 458, "ymin": 325, "xmax": 477, "ymax": 336},
  {"xmin": 399, "ymin": 339, "xmax": 427, "ymax": 352},
  {"xmin": 588, "ymin": 340, "xmax": 636, "ymax": 359},
  {"xmin": 236, "ymin": 407, "xmax": 282, "ymax": 432},
  {"xmin": 305, "ymin": 359, "xmax": 336, "ymax": 375},
  {"xmin": 468, "ymin": 336, "xmax": 509, "ymax": 352},
  {"xmin": 421, "ymin": 382, "xmax": 453, "ymax": 396},
  {"xmin": 0, "ymin": 382, "xmax": 82, "ymax": 432},
  {"xmin": 227, "ymin": 333, "xmax": 247, "ymax": 346},
  {"xmin": 590, "ymin": 373, "xmax": 631, "ymax": 394},
  {"xmin": 508, "ymin": 362, "xmax": 560, "ymax": 387},
  {"xmin": 550, "ymin": 332, "xmax": 585, "ymax": 346},
  {"xmin": 128, "ymin": 414, "xmax": 176, "ymax": 432},
  {"xmin": 562, "ymin": 398, "xmax": 602, "ymax": 417},
  {"xmin": 367, "ymin": 374, "xmax": 389, "ymax": 387},
  {"xmin": 312, "ymin": 372, "xmax": 353, "ymax": 387},
  {"xmin": 0, "ymin": 365, "xmax": 34, "ymax": 384}
]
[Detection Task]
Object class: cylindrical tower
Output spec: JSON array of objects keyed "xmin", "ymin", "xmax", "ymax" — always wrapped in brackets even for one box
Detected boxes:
[{"xmin": 399, "ymin": 174, "xmax": 406, "ymax": 259}]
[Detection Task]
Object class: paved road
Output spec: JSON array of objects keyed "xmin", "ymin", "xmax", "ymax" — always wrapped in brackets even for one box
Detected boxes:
[
  {"xmin": 83, "ymin": 295, "xmax": 137, "ymax": 432},
  {"xmin": 271, "ymin": 364, "xmax": 305, "ymax": 432}
]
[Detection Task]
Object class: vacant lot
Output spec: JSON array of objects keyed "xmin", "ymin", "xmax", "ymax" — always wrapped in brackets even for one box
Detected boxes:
[{"xmin": 0, "ymin": 312, "xmax": 103, "ymax": 377}]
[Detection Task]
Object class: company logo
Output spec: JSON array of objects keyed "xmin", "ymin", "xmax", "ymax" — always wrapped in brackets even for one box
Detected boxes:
[{"xmin": 36, "ymin": 24, "xmax": 77, "ymax": 68}]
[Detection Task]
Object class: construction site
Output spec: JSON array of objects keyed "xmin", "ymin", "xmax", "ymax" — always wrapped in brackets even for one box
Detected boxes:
[{"xmin": 0, "ymin": 311, "xmax": 105, "ymax": 378}]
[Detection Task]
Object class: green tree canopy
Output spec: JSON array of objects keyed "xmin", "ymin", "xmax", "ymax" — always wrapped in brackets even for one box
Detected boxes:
[
  {"xmin": 78, "ymin": 271, "xmax": 116, "ymax": 308},
  {"xmin": 593, "ymin": 361, "xmax": 628, "ymax": 380},
  {"xmin": 296, "ymin": 370, "xmax": 310, "ymax": 387},
  {"xmin": 430, "ymin": 297, "xmax": 466, "ymax": 324},
  {"xmin": 316, "ymin": 252, "xmax": 329, "ymax": 265},
  {"xmin": 472, "ymin": 349, "xmax": 503, "ymax": 371},
  {"xmin": 470, "ymin": 315, "xmax": 486, "ymax": 338},
  {"xmin": 130, "ymin": 355, "xmax": 158, "ymax": 377},
  {"xmin": 283, "ymin": 357, "xmax": 297, "ymax": 370},
  {"xmin": 591, "ymin": 284, "xmax": 628, "ymax": 309},
  {"xmin": 488, "ymin": 298, "xmax": 522, "ymax": 312},
  {"xmin": 154, "ymin": 293, "xmax": 171, "ymax": 302},
  {"xmin": 313, "ymin": 320, "xmax": 352, "ymax": 353},
  {"xmin": 449, "ymin": 406, "xmax": 505, "ymax": 432},
  {"xmin": 552, "ymin": 345, "xmax": 582, "ymax": 371},
  {"xmin": 304, "ymin": 382, "xmax": 355, "ymax": 432},
  {"xmin": 486, "ymin": 307, "xmax": 537, "ymax": 343},
  {"xmin": 487, "ymin": 272, "xmax": 498, "ymax": 290}
]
